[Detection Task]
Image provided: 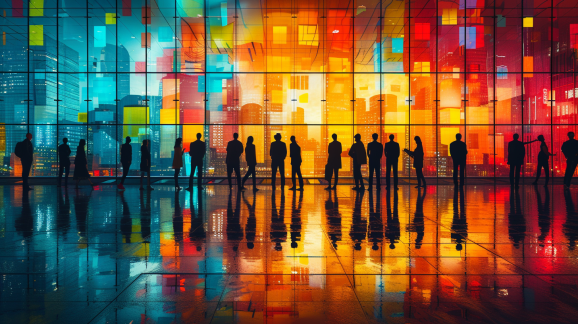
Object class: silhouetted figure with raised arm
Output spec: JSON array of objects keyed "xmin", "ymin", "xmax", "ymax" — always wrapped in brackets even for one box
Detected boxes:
[
  {"xmin": 73, "ymin": 139, "xmax": 94, "ymax": 188},
  {"xmin": 270, "ymin": 192, "xmax": 287, "ymax": 251},
  {"xmin": 243, "ymin": 191, "xmax": 257, "ymax": 249},
  {"xmin": 563, "ymin": 188, "xmax": 578, "ymax": 250},
  {"xmin": 409, "ymin": 188, "xmax": 426, "ymax": 249},
  {"xmin": 226, "ymin": 191, "xmax": 242, "ymax": 252},
  {"xmin": 368, "ymin": 190, "xmax": 384, "ymax": 251},
  {"xmin": 536, "ymin": 186, "xmax": 550, "ymax": 247},
  {"xmin": 290, "ymin": 189, "xmax": 304, "ymax": 249},
  {"xmin": 562, "ymin": 132, "xmax": 578, "ymax": 189},
  {"xmin": 349, "ymin": 134, "xmax": 367, "ymax": 191},
  {"xmin": 325, "ymin": 189, "xmax": 342, "ymax": 249},
  {"xmin": 140, "ymin": 139, "xmax": 153, "ymax": 190},
  {"xmin": 15, "ymin": 189, "xmax": 33, "ymax": 239},
  {"xmin": 450, "ymin": 133, "xmax": 468, "ymax": 187},
  {"xmin": 367, "ymin": 133, "xmax": 383, "ymax": 191},
  {"xmin": 451, "ymin": 188, "xmax": 468, "ymax": 251},
  {"xmin": 15, "ymin": 133, "xmax": 34, "ymax": 191},
  {"xmin": 384, "ymin": 134, "xmax": 400, "ymax": 190},
  {"xmin": 532, "ymin": 135, "xmax": 555, "ymax": 186},
  {"xmin": 270, "ymin": 133, "xmax": 287, "ymax": 190},
  {"xmin": 507, "ymin": 134, "xmax": 525, "ymax": 189},
  {"xmin": 172, "ymin": 138, "xmax": 186, "ymax": 191},
  {"xmin": 405, "ymin": 136, "xmax": 426, "ymax": 188},
  {"xmin": 118, "ymin": 136, "xmax": 132, "ymax": 190},
  {"xmin": 173, "ymin": 191, "xmax": 184, "ymax": 244},
  {"xmin": 58, "ymin": 138, "xmax": 71, "ymax": 187},
  {"xmin": 289, "ymin": 136, "xmax": 304, "ymax": 191},
  {"xmin": 508, "ymin": 188, "xmax": 526, "ymax": 249},
  {"xmin": 189, "ymin": 190, "xmax": 205, "ymax": 251},
  {"xmin": 119, "ymin": 192, "xmax": 132, "ymax": 243},
  {"xmin": 385, "ymin": 189, "xmax": 400, "ymax": 249},
  {"xmin": 186, "ymin": 133, "xmax": 206, "ymax": 191},
  {"xmin": 241, "ymin": 136, "xmax": 259, "ymax": 192},
  {"xmin": 226, "ymin": 133, "xmax": 244, "ymax": 190},
  {"xmin": 325, "ymin": 133, "xmax": 342, "ymax": 190},
  {"xmin": 350, "ymin": 189, "xmax": 367, "ymax": 251}
]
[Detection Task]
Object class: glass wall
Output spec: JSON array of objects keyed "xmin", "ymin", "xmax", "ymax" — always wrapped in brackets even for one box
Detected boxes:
[{"xmin": 0, "ymin": 0, "xmax": 573, "ymax": 178}]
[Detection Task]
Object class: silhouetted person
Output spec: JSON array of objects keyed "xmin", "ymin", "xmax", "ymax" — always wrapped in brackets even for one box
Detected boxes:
[
  {"xmin": 451, "ymin": 188, "xmax": 468, "ymax": 251},
  {"xmin": 270, "ymin": 192, "xmax": 287, "ymax": 251},
  {"xmin": 535, "ymin": 186, "xmax": 550, "ymax": 247},
  {"xmin": 450, "ymin": 133, "xmax": 468, "ymax": 187},
  {"xmin": 57, "ymin": 190, "xmax": 71, "ymax": 237},
  {"xmin": 226, "ymin": 191, "xmax": 243, "ymax": 252},
  {"xmin": 290, "ymin": 189, "xmax": 304, "ymax": 249},
  {"xmin": 15, "ymin": 189, "xmax": 33, "ymax": 238},
  {"xmin": 140, "ymin": 190, "xmax": 152, "ymax": 243},
  {"xmin": 243, "ymin": 191, "xmax": 257, "ymax": 249},
  {"xmin": 241, "ymin": 136, "xmax": 258, "ymax": 192},
  {"xmin": 289, "ymin": 136, "xmax": 304, "ymax": 191},
  {"xmin": 409, "ymin": 188, "xmax": 426, "ymax": 249},
  {"xmin": 189, "ymin": 190, "xmax": 205, "ymax": 251},
  {"xmin": 507, "ymin": 134, "xmax": 525, "ymax": 188},
  {"xmin": 563, "ymin": 188, "xmax": 578, "ymax": 250},
  {"xmin": 349, "ymin": 133, "xmax": 367, "ymax": 191},
  {"xmin": 532, "ymin": 135, "xmax": 555, "ymax": 186},
  {"xmin": 562, "ymin": 132, "xmax": 578, "ymax": 188},
  {"xmin": 119, "ymin": 136, "xmax": 132, "ymax": 190},
  {"xmin": 325, "ymin": 189, "xmax": 342, "ymax": 249},
  {"xmin": 367, "ymin": 133, "xmax": 383, "ymax": 190},
  {"xmin": 368, "ymin": 190, "xmax": 384, "ymax": 251},
  {"xmin": 140, "ymin": 139, "xmax": 153, "ymax": 190},
  {"xmin": 119, "ymin": 192, "xmax": 132, "ymax": 243},
  {"xmin": 270, "ymin": 133, "xmax": 287, "ymax": 190},
  {"xmin": 186, "ymin": 133, "xmax": 206, "ymax": 191},
  {"xmin": 73, "ymin": 139, "xmax": 94, "ymax": 188},
  {"xmin": 384, "ymin": 134, "xmax": 400, "ymax": 190},
  {"xmin": 405, "ymin": 136, "xmax": 426, "ymax": 188},
  {"xmin": 16, "ymin": 133, "xmax": 34, "ymax": 190},
  {"xmin": 57, "ymin": 138, "xmax": 71, "ymax": 187},
  {"xmin": 508, "ymin": 188, "xmax": 526, "ymax": 249},
  {"xmin": 172, "ymin": 138, "xmax": 186, "ymax": 190},
  {"xmin": 173, "ymin": 191, "xmax": 184, "ymax": 244},
  {"xmin": 226, "ymin": 133, "xmax": 244, "ymax": 190},
  {"xmin": 325, "ymin": 133, "xmax": 342, "ymax": 190},
  {"xmin": 349, "ymin": 189, "xmax": 367, "ymax": 251},
  {"xmin": 385, "ymin": 189, "xmax": 400, "ymax": 249}
]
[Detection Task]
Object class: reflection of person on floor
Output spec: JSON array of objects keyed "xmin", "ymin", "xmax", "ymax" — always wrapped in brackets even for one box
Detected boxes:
[
  {"xmin": 270, "ymin": 193, "xmax": 287, "ymax": 251},
  {"xmin": 508, "ymin": 188, "xmax": 526, "ymax": 249},
  {"xmin": 243, "ymin": 191, "xmax": 257, "ymax": 249},
  {"xmin": 408, "ymin": 188, "xmax": 426, "ymax": 249},
  {"xmin": 368, "ymin": 190, "xmax": 384, "ymax": 251},
  {"xmin": 227, "ymin": 191, "xmax": 243, "ymax": 252},
  {"xmin": 290, "ymin": 190, "xmax": 304, "ymax": 249},
  {"xmin": 562, "ymin": 132, "xmax": 578, "ymax": 189},
  {"xmin": 74, "ymin": 190, "xmax": 91, "ymax": 246},
  {"xmin": 563, "ymin": 189, "xmax": 578, "ymax": 250},
  {"xmin": 325, "ymin": 190, "xmax": 342, "ymax": 249},
  {"xmin": 15, "ymin": 191, "xmax": 33, "ymax": 239},
  {"xmin": 325, "ymin": 134, "xmax": 342, "ymax": 190},
  {"xmin": 535, "ymin": 186, "xmax": 550, "ymax": 247},
  {"xmin": 120, "ymin": 192, "xmax": 132, "ymax": 243},
  {"xmin": 173, "ymin": 191, "xmax": 184, "ymax": 245},
  {"xmin": 385, "ymin": 190, "xmax": 400, "ymax": 249},
  {"xmin": 349, "ymin": 189, "xmax": 367, "ymax": 250},
  {"xmin": 57, "ymin": 190, "xmax": 71, "ymax": 237},
  {"xmin": 139, "ymin": 190, "xmax": 151, "ymax": 243},
  {"xmin": 189, "ymin": 190, "xmax": 205, "ymax": 251},
  {"xmin": 451, "ymin": 188, "xmax": 468, "ymax": 251}
]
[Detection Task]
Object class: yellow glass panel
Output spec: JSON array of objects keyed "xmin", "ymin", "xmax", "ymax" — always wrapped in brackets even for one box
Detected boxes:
[
  {"xmin": 77, "ymin": 113, "xmax": 87, "ymax": 123},
  {"xmin": 298, "ymin": 25, "xmax": 318, "ymax": 46},
  {"xmin": 30, "ymin": 0, "xmax": 43, "ymax": 17},
  {"xmin": 299, "ymin": 93, "xmax": 308, "ymax": 103},
  {"xmin": 273, "ymin": 26, "xmax": 287, "ymax": 44},
  {"xmin": 106, "ymin": 13, "xmax": 116, "ymax": 25},
  {"xmin": 29, "ymin": 25, "xmax": 43, "ymax": 46},
  {"xmin": 160, "ymin": 109, "xmax": 179, "ymax": 124},
  {"xmin": 523, "ymin": 17, "xmax": 533, "ymax": 28},
  {"xmin": 440, "ymin": 127, "xmax": 460, "ymax": 145}
]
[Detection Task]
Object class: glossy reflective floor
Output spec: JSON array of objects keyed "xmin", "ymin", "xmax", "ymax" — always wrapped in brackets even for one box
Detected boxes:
[{"xmin": 2, "ymin": 183, "xmax": 578, "ymax": 323}]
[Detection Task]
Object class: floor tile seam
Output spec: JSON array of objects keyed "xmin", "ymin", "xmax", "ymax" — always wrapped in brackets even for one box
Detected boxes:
[{"xmin": 86, "ymin": 272, "xmax": 145, "ymax": 324}]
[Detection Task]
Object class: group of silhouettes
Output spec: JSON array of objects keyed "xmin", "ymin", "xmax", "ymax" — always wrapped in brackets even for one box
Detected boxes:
[{"xmin": 12, "ymin": 130, "xmax": 578, "ymax": 191}]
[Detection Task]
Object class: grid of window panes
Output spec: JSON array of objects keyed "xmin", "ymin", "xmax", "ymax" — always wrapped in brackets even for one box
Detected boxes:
[{"xmin": 0, "ymin": 0, "xmax": 574, "ymax": 178}]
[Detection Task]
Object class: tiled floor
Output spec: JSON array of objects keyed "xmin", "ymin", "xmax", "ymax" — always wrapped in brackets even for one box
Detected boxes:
[{"xmin": 2, "ymin": 183, "xmax": 578, "ymax": 323}]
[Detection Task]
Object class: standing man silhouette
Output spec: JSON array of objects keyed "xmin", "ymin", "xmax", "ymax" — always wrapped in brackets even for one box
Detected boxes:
[
  {"xmin": 325, "ymin": 133, "xmax": 342, "ymax": 190},
  {"xmin": 186, "ymin": 133, "xmax": 206, "ymax": 191},
  {"xmin": 57, "ymin": 138, "xmax": 71, "ymax": 187},
  {"xmin": 241, "ymin": 136, "xmax": 258, "ymax": 192},
  {"xmin": 289, "ymin": 135, "xmax": 304, "ymax": 191},
  {"xmin": 507, "ymin": 133, "xmax": 525, "ymax": 189},
  {"xmin": 450, "ymin": 133, "xmax": 468, "ymax": 187},
  {"xmin": 384, "ymin": 134, "xmax": 400, "ymax": 190},
  {"xmin": 349, "ymin": 134, "xmax": 367, "ymax": 191},
  {"xmin": 366, "ymin": 133, "xmax": 383, "ymax": 191},
  {"xmin": 270, "ymin": 133, "xmax": 287, "ymax": 190},
  {"xmin": 226, "ymin": 133, "xmax": 244, "ymax": 190},
  {"xmin": 119, "ymin": 136, "xmax": 132, "ymax": 190},
  {"xmin": 562, "ymin": 131, "xmax": 578, "ymax": 189},
  {"xmin": 16, "ymin": 133, "xmax": 34, "ymax": 191}
]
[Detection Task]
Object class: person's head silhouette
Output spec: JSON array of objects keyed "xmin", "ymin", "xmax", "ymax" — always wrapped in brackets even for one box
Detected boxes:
[
  {"xmin": 513, "ymin": 133, "xmax": 519, "ymax": 141},
  {"xmin": 196, "ymin": 133, "xmax": 202, "ymax": 140},
  {"xmin": 290, "ymin": 135, "xmax": 296, "ymax": 143},
  {"xmin": 354, "ymin": 134, "xmax": 361, "ymax": 142},
  {"xmin": 274, "ymin": 133, "xmax": 281, "ymax": 141},
  {"xmin": 233, "ymin": 133, "xmax": 239, "ymax": 140},
  {"xmin": 79, "ymin": 139, "xmax": 86, "ymax": 146},
  {"xmin": 456, "ymin": 133, "xmax": 462, "ymax": 141},
  {"xmin": 389, "ymin": 134, "xmax": 394, "ymax": 141},
  {"xmin": 538, "ymin": 134, "xmax": 545, "ymax": 142},
  {"xmin": 414, "ymin": 136, "xmax": 421, "ymax": 145},
  {"xmin": 568, "ymin": 132, "xmax": 575, "ymax": 140},
  {"xmin": 332, "ymin": 133, "xmax": 337, "ymax": 141},
  {"xmin": 125, "ymin": 136, "xmax": 131, "ymax": 144},
  {"xmin": 247, "ymin": 135, "xmax": 253, "ymax": 144},
  {"xmin": 26, "ymin": 133, "xmax": 32, "ymax": 141},
  {"xmin": 372, "ymin": 133, "xmax": 378, "ymax": 141},
  {"xmin": 62, "ymin": 138, "xmax": 68, "ymax": 144}
]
